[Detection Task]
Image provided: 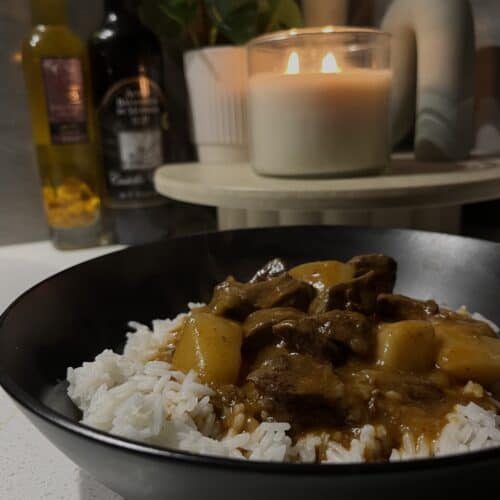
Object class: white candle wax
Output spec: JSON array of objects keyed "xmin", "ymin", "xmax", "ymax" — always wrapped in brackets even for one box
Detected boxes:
[{"xmin": 248, "ymin": 68, "xmax": 392, "ymax": 177}]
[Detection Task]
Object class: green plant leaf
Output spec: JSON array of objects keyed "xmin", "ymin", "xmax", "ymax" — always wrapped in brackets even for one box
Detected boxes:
[
  {"xmin": 139, "ymin": 0, "xmax": 201, "ymax": 43},
  {"xmin": 204, "ymin": 0, "xmax": 259, "ymax": 45},
  {"xmin": 266, "ymin": 0, "xmax": 303, "ymax": 31},
  {"xmin": 140, "ymin": 0, "xmax": 303, "ymax": 46},
  {"xmin": 204, "ymin": 0, "xmax": 303, "ymax": 45}
]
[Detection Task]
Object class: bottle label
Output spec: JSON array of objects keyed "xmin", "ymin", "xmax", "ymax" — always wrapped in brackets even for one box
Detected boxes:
[
  {"xmin": 98, "ymin": 76, "xmax": 168, "ymax": 204},
  {"xmin": 41, "ymin": 57, "xmax": 89, "ymax": 144}
]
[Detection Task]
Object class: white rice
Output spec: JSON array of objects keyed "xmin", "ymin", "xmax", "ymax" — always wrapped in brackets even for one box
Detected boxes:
[{"xmin": 67, "ymin": 309, "xmax": 500, "ymax": 463}]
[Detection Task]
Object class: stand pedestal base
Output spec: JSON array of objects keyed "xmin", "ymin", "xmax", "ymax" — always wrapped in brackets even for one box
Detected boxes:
[{"xmin": 217, "ymin": 206, "xmax": 461, "ymax": 233}]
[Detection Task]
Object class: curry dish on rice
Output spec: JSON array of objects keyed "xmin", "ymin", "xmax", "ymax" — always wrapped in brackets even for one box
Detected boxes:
[{"xmin": 154, "ymin": 255, "xmax": 500, "ymax": 461}]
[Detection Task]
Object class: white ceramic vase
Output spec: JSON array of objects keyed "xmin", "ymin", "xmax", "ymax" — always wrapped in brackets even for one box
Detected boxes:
[
  {"xmin": 183, "ymin": 46, "xmax": 249, "ymax": 163},
  {"xmin": 381, "ymin": 0, "xmax": 475, "ymax": 161}
]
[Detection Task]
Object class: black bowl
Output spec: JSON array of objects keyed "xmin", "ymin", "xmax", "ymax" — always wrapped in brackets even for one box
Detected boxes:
[{"xmin": 1, "ymin": 226, "xmax": 500, "ymax": 500}]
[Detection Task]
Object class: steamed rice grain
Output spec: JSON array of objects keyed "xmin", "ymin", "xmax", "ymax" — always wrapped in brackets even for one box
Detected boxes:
[{"xmin": 67, "ymin": 311, "xmax": 500, "ymax": 463}]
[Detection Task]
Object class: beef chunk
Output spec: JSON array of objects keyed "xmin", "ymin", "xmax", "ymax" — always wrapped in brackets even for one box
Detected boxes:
[
  {"xmin": 377, "ymin": 293, "xmax": 439, "ymax": 321},
  {"xmin": 273, "ymin": 310, "xmax": 372, "ymax": 361},
  {"xmin": 243, "ymin": 307, "xmax": 306, "ymax": 352},
  {"xmin": 247, "ymin": 353, "xmax": 344, "ymax": 408},
  {"xmin": 209, "ymin": 273, "xmax": 315, "ymax": 320},
  {"xmin": 250, "ymin": 258, "xmax": 287, "ymax": 283},
  {"xmin": 348, "ymin": 254, "xmax": 397, "ymax": 280},
  {"xmin": 310, "ymin": 255, "xmax": 397, "ymax": 315},
  {"xmin": 357, "ymin": 368, "xmax": 445, "ymax": 403}
]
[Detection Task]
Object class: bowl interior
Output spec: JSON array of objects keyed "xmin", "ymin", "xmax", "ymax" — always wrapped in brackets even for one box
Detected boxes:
[{"xmin": 1, "ymin": 226, "xmax": 500, "ymax": 426}]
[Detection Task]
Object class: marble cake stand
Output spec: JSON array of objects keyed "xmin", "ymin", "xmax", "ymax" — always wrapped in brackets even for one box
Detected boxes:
[{"xmin": 154, "ymin": 154, "xmax": 500, "ymax": 233}]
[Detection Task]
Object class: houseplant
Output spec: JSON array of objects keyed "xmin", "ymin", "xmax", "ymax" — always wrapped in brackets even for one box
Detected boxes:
[{"xmin": 140, "ymin": 0, "xmax": 303, "ymax": 162}]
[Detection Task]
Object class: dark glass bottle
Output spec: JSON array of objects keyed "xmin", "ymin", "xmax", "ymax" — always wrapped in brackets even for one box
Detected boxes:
[{"xmin": 89, "ymin": 0, "xmax": 176, "ymax": 244}]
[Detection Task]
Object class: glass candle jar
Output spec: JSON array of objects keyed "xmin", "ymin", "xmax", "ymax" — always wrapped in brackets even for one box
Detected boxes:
[{"xmin": 247, "ymin": 27, "xmax": 392, "ymax": 178}]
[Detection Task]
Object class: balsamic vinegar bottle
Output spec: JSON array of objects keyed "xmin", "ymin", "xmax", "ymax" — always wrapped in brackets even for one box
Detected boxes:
[{"xmin": 89, "ymin": 0, "xmax": 174, "ymax": 244}]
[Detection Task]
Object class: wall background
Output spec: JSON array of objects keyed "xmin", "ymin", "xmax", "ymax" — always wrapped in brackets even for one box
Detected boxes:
[{"xmin": 1, "ymin": 0, "xmax": 499, "ymax": 245}]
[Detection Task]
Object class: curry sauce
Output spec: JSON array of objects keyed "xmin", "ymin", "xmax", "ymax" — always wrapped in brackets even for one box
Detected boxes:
[{"xmin": 156, "ymin": 256, "xmax": 500, "ymax": 462}]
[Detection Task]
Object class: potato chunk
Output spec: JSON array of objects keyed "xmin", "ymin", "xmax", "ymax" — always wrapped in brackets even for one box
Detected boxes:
[
  {"xmin": 376, "ymin": 320, "xmax": 436, "ymax": 372},
  {"xmin": 172, "ymin": 311, "xmax": 243, "ymax": 385},
  {"xmin": 432, "ymin": 318, "xmax": 497, "ymax": 339},
  {"xmin": 289, "ymin": 260, "xmax": 354, "ymax": 292},
  {"xmin": 436, "ymin": 328, "xmax": 500, "ymax": 385}
]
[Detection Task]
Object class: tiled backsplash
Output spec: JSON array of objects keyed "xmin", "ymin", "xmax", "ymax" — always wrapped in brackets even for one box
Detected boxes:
[{"xmin": 1, "ymin": 0, "xmax": 499, "ymax": 244}]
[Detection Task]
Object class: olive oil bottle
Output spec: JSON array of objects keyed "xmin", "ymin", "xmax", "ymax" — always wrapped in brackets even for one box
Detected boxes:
[{"xmin": 22, "ymin": 0, "xmax": 110, "ymax": 249}]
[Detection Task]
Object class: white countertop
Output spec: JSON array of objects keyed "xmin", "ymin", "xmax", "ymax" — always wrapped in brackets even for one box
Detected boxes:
[{"xmin": 0, "ymin": 241, "xmax": 125, "ymax": 500}]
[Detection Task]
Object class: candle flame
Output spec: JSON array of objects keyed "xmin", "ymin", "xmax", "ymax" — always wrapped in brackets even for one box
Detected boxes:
[
  {"xmin": 285, "ymin": 51, "xmax": 300, "ymax": 75},
  {"xmin": 321, "ymin": 52, "xmax": 341, "ymax": 74}
]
